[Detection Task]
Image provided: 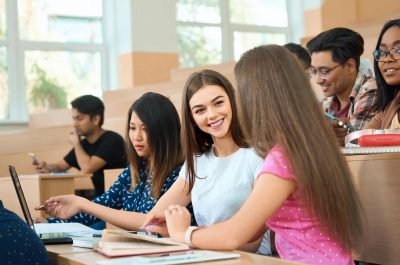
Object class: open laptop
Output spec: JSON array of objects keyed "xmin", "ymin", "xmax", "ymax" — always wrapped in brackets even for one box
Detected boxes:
[{"xmin": 8, "ymin": 165, "xmax": 93, "ymax": 244}]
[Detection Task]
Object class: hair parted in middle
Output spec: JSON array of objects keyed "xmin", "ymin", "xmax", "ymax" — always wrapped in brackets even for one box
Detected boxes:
[
  {"xmin": 181, "ymin": 69, "xmax": 248, "ymax": 192},
  {"xmin": 125, "ymin": 92, "xmax": 183, "ymax": 199},
  {"xmin": 234, "ymin": 44, "xmax": 364, "ymax": 253}
]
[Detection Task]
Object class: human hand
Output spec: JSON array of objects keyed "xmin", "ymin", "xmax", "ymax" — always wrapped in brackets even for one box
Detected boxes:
[
  {"xmin": 35, "ymin": 195, "xmax": 84, "ymax": 219},
  {"xmin": 35, "ymin": 161, "xmax": 50, "ymax": 173},
  {"xmin": 142, "ymin": 211, "xmax": 169, "ymax": 237},
  {"xmin": 329, "ymin": 118, "xmax": 350, "ymax": 146},
  {"xmin": 34, "ymin": 216, "xmax": 48, "ymax": 223},
  {"xmin": 165, "ymin": 205, "xmax": 191, "ymax": 243},
  {"xmin": 68, "ymin": 129, "xmax": 80, "ymax": 146}
]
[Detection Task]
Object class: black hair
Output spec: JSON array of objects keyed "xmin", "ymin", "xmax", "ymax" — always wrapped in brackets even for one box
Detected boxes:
[
  {"xmin": 284, "ymin": 43, "xmax": 311, "ymax": 69},
  {"xmin": 306, "ymin": 28, "xmax": 364, "ymax": 69},
  {"xmin": 125, "ymin": 92, "xmax": 183, "ymax": 198},
  {"xmin": 373, "ymin": 19, "xmax": 400, "ymax": 111},
  {"xmin": 71, "ymin": 95, "xmax": 105, "ymax": 126}
]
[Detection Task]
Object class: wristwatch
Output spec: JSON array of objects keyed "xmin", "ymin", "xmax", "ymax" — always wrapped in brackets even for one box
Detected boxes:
[{"xmin": 184, "ymin": 226, "xmax": 201, "ymax": 247}]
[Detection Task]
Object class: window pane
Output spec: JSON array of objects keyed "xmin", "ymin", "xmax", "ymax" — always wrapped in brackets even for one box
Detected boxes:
[
  {"xmin": 177, "ymin": 26, "xmax": 222, "ymax": 67},
  {"xmin": 176, "ymin": 0, "xmax": 220, "ymax": 23},
  {"xmin": 230, "ymin": 0, "xmax": 288, "ymax": 27},
  {"xmin": 234, "ymin": 31, "xmax": 286, "ymax": 60},
  {"xmin": 0, "ymin": 0, "xmax": 5, "ymax": 39},
  {"xmin": 0, "ymin": 47, "xmax": 8, "ymax": 119},
  {"xmin": 25, "ymin": 51, "xmax": 101, "ymax": 113},
  {"xmin": 18, "ymin": 0, "xmax": 103, "ymax": 43}
]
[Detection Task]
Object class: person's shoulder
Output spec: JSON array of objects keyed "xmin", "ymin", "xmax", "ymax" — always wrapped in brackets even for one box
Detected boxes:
[
  {"xmin": 103, "ymin": 130, "xmax": 124, "ymax": 140},
  {"xmin": 360, "ymin": 73, "xmax": 378, "ymax": 92},
  {"xmin": 238, "ymin": 147, "xmax": 262, "ymax": 159}
]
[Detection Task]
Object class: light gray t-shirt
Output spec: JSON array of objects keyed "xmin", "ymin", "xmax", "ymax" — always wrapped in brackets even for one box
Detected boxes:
[{"xmin": 179, "ymin": 147, "xmax": 271, "ymax": 255}]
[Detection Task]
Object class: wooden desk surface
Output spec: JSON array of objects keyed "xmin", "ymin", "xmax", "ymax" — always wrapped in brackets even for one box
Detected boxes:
[
  {"xmin": 0, "ymin": 172, "xmax": 88, "ymax": 218},
  {"xmin": 346, "ymin": 152, "xmax": 400, "ymax": 264},
  {"xmin": 54, "ymin": 250, "xmax": 305, "ymax": 265}
]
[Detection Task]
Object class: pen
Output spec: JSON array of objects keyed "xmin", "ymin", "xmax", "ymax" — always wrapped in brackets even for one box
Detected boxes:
[{"xmin": 324, "ymin": 112, "xmax": 356, "ymax": 132}]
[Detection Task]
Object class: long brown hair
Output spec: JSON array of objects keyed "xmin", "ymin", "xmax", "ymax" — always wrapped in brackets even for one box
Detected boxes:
[
  {"xmin": 125, "ymin": 92, "xmax": 183, "ymax": 199},
  {"xmin": 181, "ymin": 69, "xmax": 248, "ymax": 192},
  {"xmin": 235, "ymin": 45, "xmax": 364, "ymax": 253}
]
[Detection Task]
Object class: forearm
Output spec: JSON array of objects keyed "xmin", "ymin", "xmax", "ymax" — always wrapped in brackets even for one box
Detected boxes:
[
  {"xmin": 80, "ymin": 200, "xmax": 145, "ymax": 230},
  {"xmin": 73, "ymin": 143, "xmax": 92, "ymax": 173}
]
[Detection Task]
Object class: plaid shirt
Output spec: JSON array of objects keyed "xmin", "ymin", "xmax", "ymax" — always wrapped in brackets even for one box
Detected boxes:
[{"xmin": 323, "ymin": 71, "xmax": 378, "ymax": 130}]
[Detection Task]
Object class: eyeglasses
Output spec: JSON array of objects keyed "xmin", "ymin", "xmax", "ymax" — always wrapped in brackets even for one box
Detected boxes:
[
  {"xmin": 373, "ymin": 46, "xmax": 400, "ymax": 62},
  {"xmin": 309, "ymin": 63, "xmax": 343, "ymax": 80}
]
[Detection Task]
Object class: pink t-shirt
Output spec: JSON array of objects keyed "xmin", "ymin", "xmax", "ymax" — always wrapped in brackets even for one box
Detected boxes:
[{"xmin": 260, "ymin": 146, "xmax": 353, "ymax": 265}]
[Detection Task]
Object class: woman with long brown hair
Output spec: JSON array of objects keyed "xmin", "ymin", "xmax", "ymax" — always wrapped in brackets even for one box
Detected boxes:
[
  {"xmin": 163, "ymin": 46, "xmax": 364, "ymax": 265},
  {"xmin": 143, "ymin": 69, "xmax": 271, "ymax": 255}
]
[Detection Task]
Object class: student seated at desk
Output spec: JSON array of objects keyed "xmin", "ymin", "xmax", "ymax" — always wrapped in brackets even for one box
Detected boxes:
[
  {"xmin": 365, "ymin": 19, "xmax": 400, "ymax": 129},
  {"xmin": 157, "ymin": 45, "xmax": 365, "ymax": 265},
  {"xmin": 307, "ymin": 28, "xmax": 378, "ymax": 145},
  {"xmin": 0, "ymin": 200, "xmax": 50, "ymax": 265},
  {"xmin": 33, "ymin": 95, "xmax": 127, "ymax": 197},
  {"xmin": 36, "ymin": 93, "xmax": 191, "ymax": 231},
  {"xmin": 143, "ymin": 70, "xmax": 270, "ymax": 255}
]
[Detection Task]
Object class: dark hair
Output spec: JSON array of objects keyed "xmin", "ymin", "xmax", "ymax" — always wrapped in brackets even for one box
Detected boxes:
[
  {"xmin": 284, "ymin": 43, "xmax": 311, "ymax": 69},
  {"xmin": 373, "ymin": 19, "xmax": 400, "ymax": 111},
  {"xmin": 181, "ymin": 69, "xmax": 248, "ymax": 192},
  {"xmin": 126, "ymin": 92, "xmax": 183, "ymax": 199},
  {"xmin": 307, "ymin": 28, "xmax": 364, "ymax": 69},
  {"xmin": 71, "ymin": 95, "xmax": 105, "ymax": 126},
  {"xmin": 235, "ymin": 44, "xmax": 364, "ymax": 253}
]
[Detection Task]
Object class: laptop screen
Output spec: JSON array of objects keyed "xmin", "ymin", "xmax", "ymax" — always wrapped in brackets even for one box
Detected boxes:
[{"xmin": 8, "ymin": 165, "xmax": 35, "ymax": 230}]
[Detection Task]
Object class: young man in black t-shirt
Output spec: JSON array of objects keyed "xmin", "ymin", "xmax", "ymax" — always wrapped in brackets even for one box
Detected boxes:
[{"xmin": 34, "ymin": 95, "xmax": 127, "ymax": 196}]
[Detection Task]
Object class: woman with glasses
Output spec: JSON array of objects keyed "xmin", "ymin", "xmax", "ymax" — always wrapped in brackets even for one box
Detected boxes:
[{"xmin": 366, "ymin": 19, "xmax": 400, "ymax": 129}]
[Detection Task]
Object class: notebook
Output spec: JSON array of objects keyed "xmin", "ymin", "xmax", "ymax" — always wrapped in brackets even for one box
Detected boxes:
[
  {"xmin": 96, "ymin": 250, "xmax": 240, "ymax": 265},
  {"xmin": 95, "ymin": 229, "xmax": 190, "ymax": 258},
  {"xmin": 341, "ymin": 146, "xmax": 400, "ymax": 155},
  {"xmin": 8, "ymin": 165, "xmax": 94, "ymax": 244}
]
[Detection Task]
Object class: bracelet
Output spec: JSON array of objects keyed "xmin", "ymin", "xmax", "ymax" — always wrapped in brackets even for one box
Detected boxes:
[{"xmin": 184, "ymin": 226, "xmax": 200, "ymax": 247}]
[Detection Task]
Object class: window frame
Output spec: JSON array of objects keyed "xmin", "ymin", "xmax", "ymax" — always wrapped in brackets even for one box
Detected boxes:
[
  {"xmin": 0, "ymin": 0, "xmax": 110, "ymax": 123},
  {"xmin": 176, "ymin": 0, "xmax": 294, "ymax": 66}
]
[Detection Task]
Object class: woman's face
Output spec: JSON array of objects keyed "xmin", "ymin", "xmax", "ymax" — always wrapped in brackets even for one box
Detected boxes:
[
  {"xmin": 189, "ymin": 85, "xmax": 232, "ymax": 140},
  {"xmin": 129, "ymin": 111, "xmax": 149, "ymax": 157},
  {"xmin": 378, "ymin": 25, "xmax": 400, "ymax": 86}
]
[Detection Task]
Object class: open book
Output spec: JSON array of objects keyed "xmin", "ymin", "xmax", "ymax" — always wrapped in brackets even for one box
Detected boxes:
[{"xmin": 95, "ymin": 229, "xmax": 190, "ymax": 258}]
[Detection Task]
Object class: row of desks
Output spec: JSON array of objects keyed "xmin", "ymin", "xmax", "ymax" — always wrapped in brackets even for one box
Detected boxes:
[
  {"xmin": 46, "ymin": 245, "xmax": 306, "ymax": 265},
  {"xmin": 1, "ymin": 153, "xmax": 400, "ymax": 264}
]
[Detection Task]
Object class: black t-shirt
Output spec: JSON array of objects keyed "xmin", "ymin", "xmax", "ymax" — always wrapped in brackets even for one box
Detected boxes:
[
  {"xmin": 64, "ymin": 130, "xmax": 127, "ymax": 196},
  {"xmin": 0, "ymin": 201, "xmax": 50, "ymax": 265}
]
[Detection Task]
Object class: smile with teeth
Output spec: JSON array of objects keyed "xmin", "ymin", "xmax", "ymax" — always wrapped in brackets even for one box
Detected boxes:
[
  {"xmin": 384, "ymin": 68, "xmax": 397, "ymax": 73},
  {"xmin": 208, "ymin": 118, "xmax": 224, "ymax": 128}
]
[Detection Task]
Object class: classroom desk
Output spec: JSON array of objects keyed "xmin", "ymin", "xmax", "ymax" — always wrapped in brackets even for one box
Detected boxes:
[
  {"xmin": 346, "ymin": 153, "xmax": 400, "ymax": 265},
  {"xmin": 0, "ymin": 172, "xmax": 89, "ymax": 219},
  {"xmin": 46, "ymin": 246, "xmax": 305, "ymax": 265}
]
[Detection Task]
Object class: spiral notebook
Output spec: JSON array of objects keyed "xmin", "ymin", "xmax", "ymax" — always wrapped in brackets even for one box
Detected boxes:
[{"xmin": 341, "ymin": 146, "xmax": 400, "ymax": 155}]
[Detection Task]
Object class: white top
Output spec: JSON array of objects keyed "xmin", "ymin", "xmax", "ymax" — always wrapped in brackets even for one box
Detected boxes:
[{"xmin": 179, "ymin": 147, "xmax": 270, "ymax": 255}]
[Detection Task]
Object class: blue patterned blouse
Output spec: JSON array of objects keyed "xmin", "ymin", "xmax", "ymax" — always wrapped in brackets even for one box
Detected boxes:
[{"xmin": 48, "ymin": 161, "xmax": 182, "ymax": 226}]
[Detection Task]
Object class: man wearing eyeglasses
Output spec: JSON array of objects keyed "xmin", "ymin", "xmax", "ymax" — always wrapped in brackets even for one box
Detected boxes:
[{"xmin": 307, "ymin": 28, "xmax": 378, "ymax": 145}]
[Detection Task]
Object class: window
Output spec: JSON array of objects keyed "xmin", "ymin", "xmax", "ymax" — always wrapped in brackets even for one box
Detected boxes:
[
  {"xmin": 1, "ymin": 0, "xmax": 106, "ymax": 122},
  {"xmin": 176, "ymin": 0, "xmax": 290, "ymax": 67}
]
